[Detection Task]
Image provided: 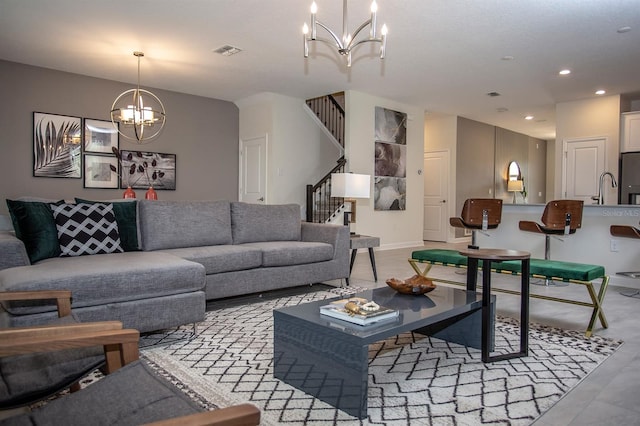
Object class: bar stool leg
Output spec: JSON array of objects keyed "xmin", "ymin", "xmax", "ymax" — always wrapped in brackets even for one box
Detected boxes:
[{"xmin": 532, "ymin": 235, "xmax": 568, "ymax": 287}]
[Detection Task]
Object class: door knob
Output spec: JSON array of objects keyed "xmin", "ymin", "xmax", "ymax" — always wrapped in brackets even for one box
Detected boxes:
[{"xmin": 441, "ymin": 200, "xmax": 446, "ymax": 203}]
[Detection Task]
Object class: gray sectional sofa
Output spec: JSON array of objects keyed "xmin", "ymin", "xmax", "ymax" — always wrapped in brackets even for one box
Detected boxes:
[{"xmin": 0, "ymin": 200, "xmax": 349, "ymax": 333}]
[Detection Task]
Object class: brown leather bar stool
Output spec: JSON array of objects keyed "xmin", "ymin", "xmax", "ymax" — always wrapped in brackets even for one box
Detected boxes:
[
  {"xmin": 450, "ymin": 198, "xmax": 503, "ymax": 249},
  {"xmin": 610, "ymin": 222, "xmax": 640, "ymax": 297},
  {"xmin": 519, "ymin": 199, "xmax": 584, "ymax": 286}
]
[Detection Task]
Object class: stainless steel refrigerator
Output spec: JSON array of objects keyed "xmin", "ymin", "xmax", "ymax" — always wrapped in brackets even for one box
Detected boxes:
[{"xmin": 619, "ymin": 152, "xmax": 640, "ymax": 205}]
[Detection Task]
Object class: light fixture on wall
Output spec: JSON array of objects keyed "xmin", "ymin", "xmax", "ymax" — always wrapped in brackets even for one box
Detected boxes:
[
  {"xmin": 303, "ymin": 0, "xmax": 388, "ymax": 67},
  {"xmin": 331, "ymin": 173, "xmax": 371, "ymax": 234},
  {"xmin": 110, "ymin": 52, "xmax": 166, "ymax": 144},
  {"xmin": 508, "ymin": 180, "xmax": 524, "ymax": 203}
]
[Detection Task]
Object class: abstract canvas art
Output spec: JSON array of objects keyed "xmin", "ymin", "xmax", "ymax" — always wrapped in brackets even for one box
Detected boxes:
[{"xmin": 374, "ymin": 106, "xmax": 407, "ymax": 210}]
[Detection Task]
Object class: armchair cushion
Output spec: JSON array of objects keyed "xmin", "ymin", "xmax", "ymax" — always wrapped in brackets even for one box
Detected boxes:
[
  {"xmin": 2, "ymin": 360, "xmax": 203, "ymax": 426},
  {"xmin": 0, "ymin": 316, "xmax": 104, "ymax": 410}
]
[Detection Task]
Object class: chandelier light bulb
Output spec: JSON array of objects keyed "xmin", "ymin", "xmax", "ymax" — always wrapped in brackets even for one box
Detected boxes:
[
  {"xmin": 311, "ymin": 2, "xmax": 317, "ymax": 14},
  {"xmin": 370, "ymin": 1, "xmax": 377, "ymax": 13},
  {"xmin": 381, "ymin": 24, "xmax": 388, "ymax": 35},
  {"xmin": 303, "ymin": 23, "xmax": 309, "ymax": 34}
]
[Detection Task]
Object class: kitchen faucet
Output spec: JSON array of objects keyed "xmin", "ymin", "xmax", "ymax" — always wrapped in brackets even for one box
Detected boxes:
[{"xmin": 592, "ymin": 171, "xmax": 617, "ymax": 205}]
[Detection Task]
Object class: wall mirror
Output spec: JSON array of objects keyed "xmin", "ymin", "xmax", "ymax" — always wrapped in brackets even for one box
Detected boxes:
[{"xmin": 508, "ymin": 161, "xmax": 521, "ymax": 181}]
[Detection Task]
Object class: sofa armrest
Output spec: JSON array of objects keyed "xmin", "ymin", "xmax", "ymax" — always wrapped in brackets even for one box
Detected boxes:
[
  {"xmin": 301, "ymin": 222, "xmax": 350, "ymax": 258},
  {"xmin": 0, "ymin": 231, "xmax": 29, "ymax": 270}
]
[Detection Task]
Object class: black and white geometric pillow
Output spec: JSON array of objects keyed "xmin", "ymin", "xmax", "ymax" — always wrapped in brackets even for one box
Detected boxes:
[{"xmin": 50, "ymin": 203, "xmax": 124, "ymax": 257}]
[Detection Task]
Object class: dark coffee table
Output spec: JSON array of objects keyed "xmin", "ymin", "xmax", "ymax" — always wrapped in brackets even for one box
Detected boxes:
[{"xmin": 273, "ymin": 285, "xmax": 495, "ymax": 419}]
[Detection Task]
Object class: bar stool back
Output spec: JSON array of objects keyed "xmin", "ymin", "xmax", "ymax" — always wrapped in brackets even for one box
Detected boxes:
[
  {"xmin": 610, "ymin": 222, "xmax": 640, "ymax": 297},
  {"xmin": 450, "ymin": 198, "xmax": 503, "ymax": 249},
  {"xmin": 518, "ymin": 199, "xmax": 584, "ymax": 286}
]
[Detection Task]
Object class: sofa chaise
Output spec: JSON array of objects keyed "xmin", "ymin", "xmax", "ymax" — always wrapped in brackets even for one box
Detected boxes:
[{"xmin": 0, "ymin": 199, "xmax": 349, "ymax": 333}]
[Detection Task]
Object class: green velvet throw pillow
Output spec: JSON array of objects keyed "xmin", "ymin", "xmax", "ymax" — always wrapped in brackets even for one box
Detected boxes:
[
  {"xmin": 75, "ymin": 198, "xmax": 139, "ymax": 251},
  {"xmin": 6, "ymin": 199, "xmax": 63, "ymax": 263}
]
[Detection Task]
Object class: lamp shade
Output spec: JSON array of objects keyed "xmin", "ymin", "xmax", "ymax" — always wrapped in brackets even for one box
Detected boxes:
[
  {"xmin": 331, "ymin": 173, "xmax": 371, "ymax": 198},
  {"xmin": 507, "ymin": 180, "xmax": 524, "ymax": 192}
]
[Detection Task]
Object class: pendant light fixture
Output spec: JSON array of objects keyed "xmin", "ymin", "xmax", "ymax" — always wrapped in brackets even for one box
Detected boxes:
[{"xmin": 110, "ymin": 51, "xmax": 166, "ymax": 143}]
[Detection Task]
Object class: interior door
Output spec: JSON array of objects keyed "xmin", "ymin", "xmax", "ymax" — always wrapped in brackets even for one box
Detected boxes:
[
  {"xmin": 563, "ymin": 137, "xmax": 605, "ymax": 202},
  {"xmin": 239, "ymin": 135, "xmax": 267, "ymax": 204},
  {"xmin": 423, "ymin": 150, "xmax": 449, "ymax": 241}
]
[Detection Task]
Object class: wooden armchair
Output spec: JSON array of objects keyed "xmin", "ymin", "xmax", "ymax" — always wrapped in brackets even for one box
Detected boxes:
[
  {"xmin": 0, "ymin": 291, "xmax": 260, "ymax": 425},
  {"xmin": 1, "ymin": 290, "xmax": 111, "ymax": 409}
]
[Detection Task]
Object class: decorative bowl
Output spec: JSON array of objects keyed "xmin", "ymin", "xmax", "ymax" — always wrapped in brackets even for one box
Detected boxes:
[{"xmin": 386, "ymin": 275, "xmax": 436, "ymax": 295}]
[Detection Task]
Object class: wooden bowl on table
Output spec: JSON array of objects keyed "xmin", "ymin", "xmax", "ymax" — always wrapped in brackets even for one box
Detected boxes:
[{"xmin": 386, "ymin": 274, "xmax": 436, "ymax": 295}]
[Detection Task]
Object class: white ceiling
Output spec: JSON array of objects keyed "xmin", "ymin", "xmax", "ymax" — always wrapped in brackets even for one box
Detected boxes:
[{"xmin": 1, "ymin": 0, "xmax": 639, "ymax": 140}]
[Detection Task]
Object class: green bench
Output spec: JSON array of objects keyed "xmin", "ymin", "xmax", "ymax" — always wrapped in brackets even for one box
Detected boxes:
[{"xmin": 409, "ymin": 249, "xmax": 609, "ymax": 337}]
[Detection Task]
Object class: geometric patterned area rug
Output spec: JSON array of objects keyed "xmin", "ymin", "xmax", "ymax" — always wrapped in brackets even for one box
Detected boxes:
[{"xmin": 142, "ymin": 287, "xmax": 623, "ymax": 426}]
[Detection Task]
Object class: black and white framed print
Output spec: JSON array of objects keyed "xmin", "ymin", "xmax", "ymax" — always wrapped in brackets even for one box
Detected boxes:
[
  {"xmin": 83, "ymin": 154, "xmax": 119, "ymax": 188},
  {"xmin": 119, "ymin": 150, "xmax": 176, "ymax": 190},
  {"xmin": 33, "ymin": 112, "xmax": 82, "ymax": 178},
  {"xmin": 84, "ymin": 118, "xmax": 119, "ymax": 154}
]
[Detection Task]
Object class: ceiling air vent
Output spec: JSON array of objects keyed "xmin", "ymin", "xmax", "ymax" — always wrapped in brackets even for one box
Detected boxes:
[
  {"xmin": 213, "ymin": 45, "xmax": 243, "ymax": 56},
  {"xmin": 487, "ymin": 92, "xmax": 501, "ymax": 97}
]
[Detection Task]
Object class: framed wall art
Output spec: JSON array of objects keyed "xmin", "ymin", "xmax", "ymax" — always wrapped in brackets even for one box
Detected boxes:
[
  {"xmin": 84, "ymin": 118, "xmax": 119, "ymax": 154},
  {"xmin": 33, "ymin": 112, "xmax": 82, "ymax": 178},
  {"xmin": 119, "ymin": 150, "xmax": 176, "ymax": 190},
  {"xmin": 374, "ymin": 106, "xmax": 407, "ymax": 210},
  {"xmin": 83, "ymin": 154, "xmax": 119, "ymax": 189}
]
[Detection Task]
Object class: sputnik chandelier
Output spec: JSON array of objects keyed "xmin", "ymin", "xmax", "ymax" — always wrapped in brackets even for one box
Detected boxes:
[
  {"xmin": 303, "ymin": 0, "xmax": 388, "ymax": 67},
  {"xmin": 110, "ymin": 51, "xmax": 166, "ymax": 143}
]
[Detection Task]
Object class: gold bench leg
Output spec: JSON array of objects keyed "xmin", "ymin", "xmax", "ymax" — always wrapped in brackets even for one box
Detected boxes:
[
  {"xmin": 584, "ymin": 276, "xmax": 610, "ymax": 337},
  {"xmin": 409, "ymin": 259, "xmax": 433, "ymax": 277}
]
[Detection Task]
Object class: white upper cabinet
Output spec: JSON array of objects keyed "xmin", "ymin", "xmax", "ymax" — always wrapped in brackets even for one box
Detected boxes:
[{"xmin": 621, "ymin": 111, "xmax": 640, "ymax": 153}]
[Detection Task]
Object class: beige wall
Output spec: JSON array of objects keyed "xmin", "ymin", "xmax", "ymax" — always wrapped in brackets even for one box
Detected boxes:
[
  {"xmin": 345, "ymin": 91, "xmax": 425, "ymax": 249},
  {"xmin": 237, "ymin": 92, "xmax": 341, "ymax": 211},
  {"xmin": 0, "ymin": 60, "xmax": 239, "ymax": 213},
  {"xmin": 554, "ymin": 95, "xmax": 621, "ymax": 202}
]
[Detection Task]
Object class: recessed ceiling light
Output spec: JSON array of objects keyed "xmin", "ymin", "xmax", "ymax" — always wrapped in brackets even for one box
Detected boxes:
[
  {"xmin": 524, "ymin": 115, "xmax": 534, "ymax": 120},
  {"xmin": 496, "ymin": 107, "xmax": 509, "ymax": 113},
  {"xmin": 487, "ymin": 92, "xmax": 501, "ymax": 97},
  {"xmin": 559, "ymin": 69, "xmax": 571, "ymax": 75},
  {"xmin": 617, "ymin": 26, "xmax": 631, "ymax": 33},
  {"xmin": 595, "ymin": 89, "xmax": 606, "ymax": 95},
  {"xmin": 501, "ymin": 55, "xmax": 514, "ymax": 61}
]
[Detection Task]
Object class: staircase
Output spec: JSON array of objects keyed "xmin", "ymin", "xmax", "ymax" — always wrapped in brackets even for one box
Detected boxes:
[
  {"xmin": 305, "ymin": 93, "xmax": 347, "ymax": 223},
  {"xmin": 306, "ymin": 157, "xmax": 347, "ymax": 223}
]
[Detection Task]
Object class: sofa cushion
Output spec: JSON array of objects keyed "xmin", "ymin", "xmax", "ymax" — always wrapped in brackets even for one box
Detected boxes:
[
  {"xmin": 139, "ymin": 200, "xmax": 232, "ymax": 250},
  {"xmin": 0, "ymin": 252, "xmax": 205, "ymax": 315},
  {"xmin": 6, "ymin": 199, "xmax": 63, "ymax": 263},
  {"xmin": 75, "ymin": 198, "xmax": 139, "ymax": 252},
  {"xmin": 50, "ymin": 203, "xmax": 123, "ymax": 257},
  {"xmin": 231, "ymin": 202, "xmax": 301, "ymax": 244},
  {"xmin": 160, "ymin": 245, "xmax": 263, "ymax": 274},
  {"xmin": 242, "ymin": 241, "xmax": 334, "ymax": 267}
]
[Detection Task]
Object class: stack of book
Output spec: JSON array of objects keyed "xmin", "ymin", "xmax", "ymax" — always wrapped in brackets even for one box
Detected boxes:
[{"xmin": 320, "ymin": 298, "xmax": 399, "ymax": 326}]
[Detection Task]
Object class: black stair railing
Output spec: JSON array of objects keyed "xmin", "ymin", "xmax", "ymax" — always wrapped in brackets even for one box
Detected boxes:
[
  {"xmin": 306, "ymin": 94, "xmax": 345, "ymax": 148},
  {"xmin": 306, "ymin": 157, "xmax": 347, "ymax": 223}
]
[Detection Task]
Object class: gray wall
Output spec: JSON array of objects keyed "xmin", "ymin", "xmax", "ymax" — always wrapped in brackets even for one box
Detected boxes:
[
  {"xmin": 0, "ymin": 60, "xmax": 239, "ymax": 214},
  {"xmin": 455, "ymin": 117, "xmax": 547, "ymax": 237}
]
